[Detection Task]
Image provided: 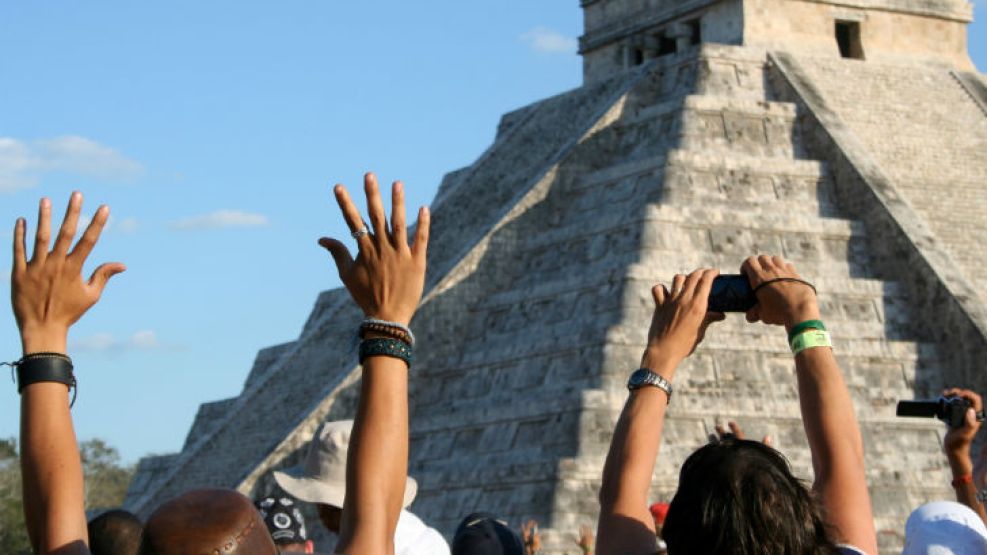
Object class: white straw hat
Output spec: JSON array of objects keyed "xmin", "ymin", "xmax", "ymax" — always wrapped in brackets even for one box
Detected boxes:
[
  {"xmin": 273, "ymin": 420, "xmax": 417, "ymax": 508},
  {"xmin": 902, "ymin": 501, "xmax": 987, "ymax": 554}
]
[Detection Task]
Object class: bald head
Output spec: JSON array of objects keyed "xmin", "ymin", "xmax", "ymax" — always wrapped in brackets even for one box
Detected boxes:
[{"xmin": 141, "ymin": 489, "xmax": 277, "ymax": 555}]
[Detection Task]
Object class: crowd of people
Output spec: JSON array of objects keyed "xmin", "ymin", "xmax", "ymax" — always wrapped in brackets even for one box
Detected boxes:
[{"xmin": 9, "ymin": 179, "xmax": 987, "ymax": 554}]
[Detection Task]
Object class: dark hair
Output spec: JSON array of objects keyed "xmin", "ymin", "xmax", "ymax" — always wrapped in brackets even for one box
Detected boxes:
[
  {"xmin": 661, "ymin": 438, "xmax": 838, "ymax": 555},
  {"xmin": 88, "ymin": 509, "xmax": 144, "ymax": 555}
]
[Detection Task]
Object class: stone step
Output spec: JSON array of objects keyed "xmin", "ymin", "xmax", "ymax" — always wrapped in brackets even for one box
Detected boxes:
[{"xmin": 676, "ymin": 94, "xmax": 800, "ymax": 160}]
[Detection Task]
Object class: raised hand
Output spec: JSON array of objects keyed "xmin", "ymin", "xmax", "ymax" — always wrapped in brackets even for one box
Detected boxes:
[
  {"xmin": 575, "ymin": 524, "xmax": 594, "ymax": 554},
  {"xmin": 11, "ymin": 192, "xmax": 126, "ymax": 354},
  {"xmin": 712, "ymin": 420, "xmax": 772, "ymax": 447},
  {"xmin": 943, "ymin": 389, "xmax": 984, "ymax": 463},
  {"xmin": 318, "ymin": 173, "xmax": 430, "ymax": 326},
  {"xmin": 740, "ymin": 255, "xmax": 818, "ymax": 329},
  {"xmin": 521, "ymin": 519, "xmax": 541, "ymax": 555},
  {"xmin": 641, "ymin": 268, "xmax": 723, "ymax": 377}
]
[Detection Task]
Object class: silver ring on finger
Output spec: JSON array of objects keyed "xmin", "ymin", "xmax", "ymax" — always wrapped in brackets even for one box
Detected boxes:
[{"xmin": 351, "ymin": 225, "xmax": 370, "ymax": 239}]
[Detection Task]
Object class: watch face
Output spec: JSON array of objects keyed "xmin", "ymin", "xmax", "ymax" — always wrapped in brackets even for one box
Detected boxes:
[{"xmin": 628, "ymin": 368, "xmax": 651, "ymax": 388}]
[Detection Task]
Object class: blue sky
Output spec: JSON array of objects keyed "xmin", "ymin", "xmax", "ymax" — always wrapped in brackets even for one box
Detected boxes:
[{"xmin": 1, "ymin": 2, "xmax": 985, "ymax": 464}]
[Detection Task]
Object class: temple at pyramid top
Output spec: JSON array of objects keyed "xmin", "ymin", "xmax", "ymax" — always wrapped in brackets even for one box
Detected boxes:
[{"xmin": 580, "ymin": 0, "xmax": 976, "ymax": 81}]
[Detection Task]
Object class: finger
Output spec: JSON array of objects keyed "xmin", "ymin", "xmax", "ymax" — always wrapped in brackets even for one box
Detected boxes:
[
  {"xmin": 693, "ymin": 268, "xmax": 719, "ymax": 305},
  {"xmin": 757, "ymin": 254, "xmax": 773, "ymax": 271},
  {"xmin": 771, "ymin": 255, "xmax": 786, "ymax": 269},
  {"xmin": 681, "ymin": 268, "xmax": 707, "ymax": 299},
  {"xmin": 762, "ymin": 435, "xmax": 773, "ymax": 447},
  {"xmin": 52, "ymin": 191, "xmax": 83, "ymax": 257},
  {"xmin": 12, "ymin": 218, "xmax": 26, "ymax": 273},
  {"xmin": 87, "ymin": 262, "xmax": 126, "ymax": 293},
  {"xmin": 364, "ymin": 173, "xmax": 389, "ymax": 240},
  {"xmin": 390, "ymin": 181, "xmax": 407, "ymax": 248},
  {"xmin": 318, "ymin": 237, "xmax": 355, "ymax": 276},
  {"xmin": 651, "ymin": 284, "xmax": 666, "ymax": 306},
  {"xmin": 671, "ymin": 274, "xmax": 686, "ymax": 297},
  {"xmin": 68, "ymin": 204, "xmax": 109, "ymax": 266},
  {"xmin": 745, "ymin": 305, "xmax": 761, "ymax": 323},
  {"xmin": 715, "ymin": 424, "xmax": 726, "ymax": 437},
  {"xmin": 333, "ymin": 185, "xmax": 373, "ymax": 251},
  {"xmin": 32, "ymin": 197, "xmax": 52, "ymax": 263},
  {"xmin": 966, "ymin": 408, "xmax": 977, "ymax": 428},
  {"xmin": 728, "ymin": 421, "xmax": 744, "ymax": 439},
  {"xmin": 411, "ymin": 206, "xmax": 430, "ymax": 261}
]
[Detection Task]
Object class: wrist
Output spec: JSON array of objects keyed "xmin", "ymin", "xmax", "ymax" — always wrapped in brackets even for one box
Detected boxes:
[
  {"xmin": 782, "ymin": 302, "xmax": 821, "ymax": 332},
  {"xmin": 19, "ymin": 326, "xmax": 69, "ymax": 355},
  {"xmin": 640, "ymin": 348, "xmax": 680, "ymax": 380},
  {"xmin": 369, "ymin": 310, "xmax": 414, "ymax": 327},
  {"xmin": 948, "ymin": 452, "xmax": 974, "ymax": 477}
]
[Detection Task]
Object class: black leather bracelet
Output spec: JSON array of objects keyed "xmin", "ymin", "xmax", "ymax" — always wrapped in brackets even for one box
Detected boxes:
[{"xmin": 14, "ymin": 354, "xmax": 77, "ymax": 407}]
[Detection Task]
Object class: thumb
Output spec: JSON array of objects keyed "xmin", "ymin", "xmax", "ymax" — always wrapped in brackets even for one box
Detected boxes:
[
  {"xmin": 966, "ymin": 407, "xmax": 977, "ymax": 428},
  {"xmin": 745, "ymin": 305, "xmax": 761, "ymax": 323},
  {"xmin": 88, "ymin": 262, "xmax": 126, "ymax": 291},
  {"xmin": 318, "ymin": 237, "xmax": 354, "ymax": 274}
]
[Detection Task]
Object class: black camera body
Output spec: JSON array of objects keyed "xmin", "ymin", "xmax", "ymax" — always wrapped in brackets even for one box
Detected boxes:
[
  {"xmin": 896, "ymin": 396, "xmax": 979, "ymax": 428},
  {"xmin": 708, "ymin": 274, "xmax": 757, "ymax": 313}
]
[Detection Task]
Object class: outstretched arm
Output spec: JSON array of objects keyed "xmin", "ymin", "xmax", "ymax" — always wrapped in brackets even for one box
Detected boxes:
[
  {"xmin": 596, "ymin": 269, "xmax": 721, "ymax": 555},
  {"xmin": 13, "ymin": 193, "xmax": 125, "ymax": 554},
  {"xmin": 742, "ymin": 255, "xmax": 877, "ymax": 554},
  {"xmin": 319, "ymin": 173, "xmax": 429, "ymax": 554},
  {"xmin": 942, "ymin": 388, "xmax": 987, "ymax": 525}
]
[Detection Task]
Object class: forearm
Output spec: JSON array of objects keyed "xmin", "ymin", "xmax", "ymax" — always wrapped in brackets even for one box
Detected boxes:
[
  {"xmin": 795, "ymin": 346, "xmax": 876, "ymax": 551},
  {"xmin": 20, "ymin": 383, "xmax": 88, "ymax": 553},
  {"xmin": 947, "ymin": 451, "xmax": 987, "ymax": 525},
  {"xmin": 338, "ymin": 355, "xmax": 409, "ymax": 554},
  {"xmin": 596, "ymin": 387, "xmax": 666, "ymax": 555}
]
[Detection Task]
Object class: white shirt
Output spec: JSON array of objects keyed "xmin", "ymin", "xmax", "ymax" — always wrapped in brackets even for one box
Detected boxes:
[{"xmin": 395, "ymin": 509, "xmax": 450, "ymax": 555}]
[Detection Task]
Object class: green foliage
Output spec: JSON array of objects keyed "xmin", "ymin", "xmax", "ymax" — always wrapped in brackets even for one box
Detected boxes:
[
  {"xmin": 0, "ymin": 438, "xmax": 30, "ymax": 555},
  {"xmin": 0, "ymin": 437, "xmax": 136, "ymax": 554}
]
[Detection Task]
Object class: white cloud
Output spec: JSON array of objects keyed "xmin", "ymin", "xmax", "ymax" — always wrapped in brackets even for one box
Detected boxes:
[
  {"xmin": 71, "ymin": 330, "xmax": 161, "ymax": 353},
  {"xmin": 519, "ymin": 26, "xmax": 577, "ymax": 54},
  {"xmin": 0, "ymin": 135, "xmax": 143, "ymax": 192},
  {"xmin": 170, "ymin": 209, "xmax": 269, "ymax": 230},
  {"xmin": 116, "ymin": 216, "xmax": 139, "ymax": 234}
]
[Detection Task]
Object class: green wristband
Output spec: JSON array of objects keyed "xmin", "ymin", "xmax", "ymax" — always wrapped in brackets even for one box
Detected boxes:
[
  {"xmin": 787, "ymin": 319, "xmax": 826, "ymax": 345},
  {"xmin": 790, "ymin": 329, "xmax": 832, "ymax": 356}
]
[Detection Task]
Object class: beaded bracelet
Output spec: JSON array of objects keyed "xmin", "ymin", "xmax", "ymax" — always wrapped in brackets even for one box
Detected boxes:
[
  {"xmin": 360, "ymin": 318, "xmax": 415, "ymax": 346},
  {"xmin": 359, "ymin": 338, "xmax": 413, "ymax": 368},
  {"xmin": 3, "ymin": 352, "xmax": 77, "ymax": 407},
  {"xmin": 360, "ymin": 322, "xmax": 413, "ymax": 345}
]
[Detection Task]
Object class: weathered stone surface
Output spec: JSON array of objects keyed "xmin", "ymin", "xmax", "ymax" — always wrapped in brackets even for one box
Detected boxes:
[{"xmin": 127, "ymin": 3, "xmax": 985, "ymax": 554}]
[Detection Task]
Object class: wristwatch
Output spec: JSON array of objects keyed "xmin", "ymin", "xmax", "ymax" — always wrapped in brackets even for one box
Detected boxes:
[{"xmin": 627, "ymin": 368, "xmax": 672, "ymax": 403}]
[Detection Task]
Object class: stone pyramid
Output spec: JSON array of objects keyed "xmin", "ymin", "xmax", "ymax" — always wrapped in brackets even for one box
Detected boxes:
[{"xmin": 125, "ymin": 1, "xmax": 987, "ymax": 552}]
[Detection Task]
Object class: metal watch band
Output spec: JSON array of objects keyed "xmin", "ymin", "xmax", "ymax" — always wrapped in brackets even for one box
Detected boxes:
[{"xmin": 627, "ymin": 368, "xmax": 673, "ymax": 403}]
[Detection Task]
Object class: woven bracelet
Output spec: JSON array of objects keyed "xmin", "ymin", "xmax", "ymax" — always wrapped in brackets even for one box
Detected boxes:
[
  {"xmin": 359, "ymin": 338, "xmax": 413, "ymax": 368},
  {"xmin": 787, "ymin": 319, "xmax": 827, "ymax": 345},
  {"xmin": 3, "ymin": 353, "xmax": 77, "ymax": 407}
]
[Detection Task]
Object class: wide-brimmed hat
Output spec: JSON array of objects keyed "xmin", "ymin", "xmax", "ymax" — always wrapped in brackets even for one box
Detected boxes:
[
  {"xmin": 273, "ymin": 420, "xmax": 417, "ymax": 508},
  {"xmin": 902, "ymin": 500, "xmax": 987, "ymax": 554}
]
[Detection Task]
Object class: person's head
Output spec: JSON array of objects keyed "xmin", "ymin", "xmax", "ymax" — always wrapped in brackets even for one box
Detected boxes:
[
  {"xmin": 273, "ymin": 419, "xmax": 417, "ymax": 534},
  {"xmin": 451, "ymin": 512, "xmax": 525, "ymax": 555},
  {"xmin": 88, "ymin": 509, "xmax": 143, "ymax": 555},
  {"xmin": 902, "ymin": 501, "xmax": 987, "ymax": 554},
  {"xmin": 140, "ymin": 488, "xmax": 277, "ymax": 555},
  {"xmin": 254, "ymin": 496, "xmax": 311, "ymax": 552},
  {"xmin": 662, "ymin": 437, "xmax": 836, "ymax": 555}
]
